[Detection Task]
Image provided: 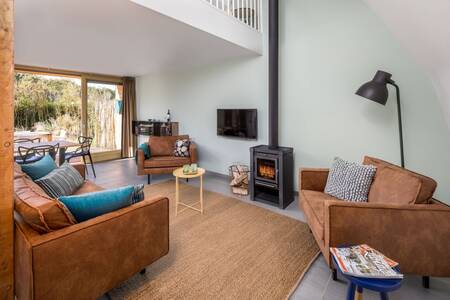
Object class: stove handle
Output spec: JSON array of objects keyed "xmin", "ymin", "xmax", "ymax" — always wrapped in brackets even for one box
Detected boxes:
[{"xmin": 255, "ymin": 181, "xmax": 278, "ymax": 189}]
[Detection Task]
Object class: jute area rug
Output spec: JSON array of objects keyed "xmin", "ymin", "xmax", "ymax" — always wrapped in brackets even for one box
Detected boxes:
[{"xmin": 109, "ymin": 180, "xmax": 319, "ymax": 300}]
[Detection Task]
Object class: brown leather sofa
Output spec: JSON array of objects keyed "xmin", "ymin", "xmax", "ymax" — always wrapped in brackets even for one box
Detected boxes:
[
  {"xmin": 14, "ymin": 163, "xmax": 169, "ymax": 300},
  {"xmin": 137, "ymin": 135, "xmax": 198, "ymax": 184},
  {"xmin": 299, "ymin": 156, "xmax": 450, "ymax": 285}
]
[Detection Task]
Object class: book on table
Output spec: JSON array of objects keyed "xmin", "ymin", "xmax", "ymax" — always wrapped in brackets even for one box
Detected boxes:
[{"xmin": 330, "ymin": 244, "xmax": 403, "ymax": 279}]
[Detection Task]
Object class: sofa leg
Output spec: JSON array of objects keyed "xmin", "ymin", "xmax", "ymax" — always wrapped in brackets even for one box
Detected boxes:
[
  {"xmin": 140, "ymin": 268, "xmax": 146, "ymax": 275},
  {"xmin": 422, "ymin": 276, "xmax": 430, "ymax": 289},
  {"xmin": 147, "ymin": 175, "xmax": 151, "ymax": 185},
  {"xmin": 332, "ymin": 269, "xmax": 337, "ymax": 281},
  {"xmin": 186, "ymin": 178, "xmax": 189, "ymax": 183}
]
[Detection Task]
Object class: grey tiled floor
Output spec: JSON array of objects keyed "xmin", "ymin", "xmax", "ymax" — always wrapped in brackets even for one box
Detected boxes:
[{"xmin": 90, "ymin": 159, "xmax": 450, "ymax": 300}]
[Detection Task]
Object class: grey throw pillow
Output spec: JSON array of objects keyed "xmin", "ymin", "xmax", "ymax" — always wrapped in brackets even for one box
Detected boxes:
[
  {"xmin": 324, "ymin": 157, "xmax": 376, "ymax": 202},
  {"xmin": 35, "ymin": 163, "xmax": 84, "ymax": 198}
]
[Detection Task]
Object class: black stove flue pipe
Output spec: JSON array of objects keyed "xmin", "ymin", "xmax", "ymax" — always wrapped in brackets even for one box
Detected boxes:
[{"xmin": 268, "ymin": 0, "xmax": 279, "ymax": 149}]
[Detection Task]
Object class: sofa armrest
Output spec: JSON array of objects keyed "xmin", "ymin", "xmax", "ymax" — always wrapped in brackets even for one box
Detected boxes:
[
  {"xmin": 26, "ymin": 196, "xmax": 169, "ymax": 299},
  {"xmin": 70, "ymin": 162, "xmax": 86, "ymax": 179},
  {"xmin": 136, "ymin": 148, "xmax": 146, "ymax": 175},
  {"xmin": 299, "ymin": 168, "xmax": 329, "ymax": 191},
  {"xmin": 189, "ymin": 142, "xmax": 198, "ymax": 163},
  {"xmin": 324, "ymin": 200, "xmax": 450, "ymax": 276}
]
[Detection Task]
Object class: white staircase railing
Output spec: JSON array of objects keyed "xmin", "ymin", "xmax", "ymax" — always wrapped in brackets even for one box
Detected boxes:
[{"xmin": 204, "ymin": 0, "xmax": 262, "ymax": 32}]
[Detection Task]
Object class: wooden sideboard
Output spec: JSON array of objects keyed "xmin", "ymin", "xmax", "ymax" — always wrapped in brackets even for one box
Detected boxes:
[{"xmin": 132, "ymin": 121, "xmax": 179, "ymax": 137}]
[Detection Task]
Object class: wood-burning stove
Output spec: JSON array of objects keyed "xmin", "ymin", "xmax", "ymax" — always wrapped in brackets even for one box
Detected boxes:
[
  {"xmin": 249, "ymin": 1, "xmax": 294, "ymax": 209},
  {"xmin": 250, "ymin": 145, "xmax": 294, "ymax": 209}
]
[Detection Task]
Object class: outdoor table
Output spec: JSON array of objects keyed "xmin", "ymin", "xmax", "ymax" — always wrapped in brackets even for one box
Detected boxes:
[{"xmin": 14, "ymin": 140, "xmax": 79, "ymax": 166}]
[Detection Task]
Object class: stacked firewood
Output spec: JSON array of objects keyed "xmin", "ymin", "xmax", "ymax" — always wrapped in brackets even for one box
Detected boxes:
[{"xmin": 229, "ymin": 164, "xmax": 250, "ymax": 195}]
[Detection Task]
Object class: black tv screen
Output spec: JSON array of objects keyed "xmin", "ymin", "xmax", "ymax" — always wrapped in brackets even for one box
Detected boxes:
[{"xmin": 217, "ymin": 109, "xmax": 257, "ymax": 139}]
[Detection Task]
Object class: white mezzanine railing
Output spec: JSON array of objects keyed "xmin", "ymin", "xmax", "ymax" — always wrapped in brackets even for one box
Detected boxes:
[{"xmin": 204, "ymin": 0, "xmax": 262, "ymax": 32}]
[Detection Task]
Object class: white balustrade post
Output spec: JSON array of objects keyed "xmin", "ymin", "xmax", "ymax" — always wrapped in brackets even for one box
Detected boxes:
[
  {"xmin": 232, "ymin": 0, "xmax": 235, "ymax": 17},
  {"xmin": 202, "ymin": 0, "xmax": 261, "ymax": 32},
  {"xmin": 251, "ymin": 0, "xmax": 254, "ymax": 29},
  {"xmin": 259, "ymin": 0, "xmax": 262, "ymax": 31}
]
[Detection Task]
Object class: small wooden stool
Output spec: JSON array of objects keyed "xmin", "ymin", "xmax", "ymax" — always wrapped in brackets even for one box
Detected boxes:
[{"xmin": 173, "ymin": 167, "xmax": 205, "ymax": 215}]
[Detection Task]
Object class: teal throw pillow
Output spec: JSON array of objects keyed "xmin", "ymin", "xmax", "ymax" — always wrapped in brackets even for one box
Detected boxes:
[
  {"xmin": 21, "ymin": 155, "xmax": 57, "ymax": 180},
  {"xmin": 58, "ymin": 186, "xmax": 134, "ymax": 222},
  {"xmin": 138, "ymin": 143, "xmax": 150, "ymax": 159}
]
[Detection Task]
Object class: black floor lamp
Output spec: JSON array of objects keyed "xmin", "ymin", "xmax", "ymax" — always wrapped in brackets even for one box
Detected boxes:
[{"xmin": 356, "ymin": 70, "xmax": 405, "ymax": 168}]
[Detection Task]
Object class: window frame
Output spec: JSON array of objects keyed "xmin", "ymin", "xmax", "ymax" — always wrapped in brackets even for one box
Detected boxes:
[{"xmin": 15, "ymin": 65, "xmax": 124, "ymax": 161}]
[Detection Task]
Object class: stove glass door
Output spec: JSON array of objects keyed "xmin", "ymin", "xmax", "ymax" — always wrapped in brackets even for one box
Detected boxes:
[{"xmin": 255, "ymin": 157, "xmax": 277, "ymax": 183}]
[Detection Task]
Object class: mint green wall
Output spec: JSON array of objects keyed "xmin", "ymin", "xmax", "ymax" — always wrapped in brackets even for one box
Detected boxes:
[{"xmin": 137, "ymin": 0, "xmax": 450, "ymax": 203}]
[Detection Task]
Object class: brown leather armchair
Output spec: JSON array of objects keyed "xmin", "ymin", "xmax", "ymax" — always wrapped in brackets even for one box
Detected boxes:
[
  {"xmin": 137, "ymin": 135, "xmax": 198, "ymax": 184},
  {"xmin": 299, "ymin": 156, "xmax": 450, "ymax": 287}
]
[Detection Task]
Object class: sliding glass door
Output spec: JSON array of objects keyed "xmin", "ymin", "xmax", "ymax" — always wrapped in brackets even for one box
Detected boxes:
[
  {"xmin": 87, "ymin": 82, "xmax": 123, "ymax": 153},
  {"xmin": 14, "ymin": 67, "xmax": 124, "ymax": 161}
]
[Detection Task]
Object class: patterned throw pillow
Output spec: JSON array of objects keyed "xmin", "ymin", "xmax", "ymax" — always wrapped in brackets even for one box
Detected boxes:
[
  {"xmin": 174, "ymin": 139, "xmax": 190, "ymax": 157},
  {"xmin": 35, "ymin": 163, "xmax": 84, "ymax": 199},
  {"xmin": 132, "ymin": 184, "xmax": 145, "ymax": 204},
  {"xmin": 324, "ymin": 157, "xmax": 376, "ymax": 202}
]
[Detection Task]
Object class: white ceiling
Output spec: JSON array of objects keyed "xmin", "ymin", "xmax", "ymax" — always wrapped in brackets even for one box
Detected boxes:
[
  {"xmin": 14, "ymin": 0, "xmax": 255, "ymax": 76},
  {"xmin": 363, "ymin": 0, "xmax": 450, "ymax": 128}
]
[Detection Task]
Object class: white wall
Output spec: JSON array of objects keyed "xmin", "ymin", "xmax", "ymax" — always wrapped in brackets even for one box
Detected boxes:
[
  {"xmin": 137, "ymin": 0, "xmax": 450, "ymax": 204},
  {"xmin": 136, "ymin": 54, "xmax": 269, "ymax": 174},
  {"xmin": 363, "ymin": 0, "xmax": 450, "ymax": 129}
]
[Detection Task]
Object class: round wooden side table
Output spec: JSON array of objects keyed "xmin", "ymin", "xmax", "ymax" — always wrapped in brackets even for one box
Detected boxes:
[{"xmin": 172, "ymin": 167, "xmax": 205, "ymax": 216}]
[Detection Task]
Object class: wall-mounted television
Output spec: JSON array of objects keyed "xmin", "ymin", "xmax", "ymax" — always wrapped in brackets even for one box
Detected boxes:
[{"xmin": 217, "ymin": 109, "xmax": 257, "ymax": 139}]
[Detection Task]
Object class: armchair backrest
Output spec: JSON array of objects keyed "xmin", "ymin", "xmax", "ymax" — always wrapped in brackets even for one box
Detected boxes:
[
  {"xmin": 148, "ymin": 135, "xmax": 189, "ymax": 157},
  {"xmin": 363, "ymin": 156, "xmax": 437, "ymax": 205}
]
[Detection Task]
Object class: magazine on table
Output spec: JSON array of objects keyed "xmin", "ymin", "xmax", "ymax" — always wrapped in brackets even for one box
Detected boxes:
[{"xmin": 330, "ymin": 244, "xmax": 403, "ymax": 279}]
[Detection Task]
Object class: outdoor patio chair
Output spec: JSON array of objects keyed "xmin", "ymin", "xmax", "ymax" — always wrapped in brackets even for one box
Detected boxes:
[
  {"xmin": 65, "ymin": 136, "xmax": 96, "ymax": 177},
  {"xmin": 14, "ymin": 137, "xmax": 41, "ymax": 144},
  {"xmin": 16, "ymin": 143, "xmax": 59, "ymax": 165}
]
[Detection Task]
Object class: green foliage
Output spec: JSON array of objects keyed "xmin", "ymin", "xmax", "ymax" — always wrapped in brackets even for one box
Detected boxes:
[
  {"xmin": 14, "ymin": 72, "xmax": 121, "ymax": 151},
  {"xmin": 14, "ymin": 73, "xmax": 81, "ymax": 130}
]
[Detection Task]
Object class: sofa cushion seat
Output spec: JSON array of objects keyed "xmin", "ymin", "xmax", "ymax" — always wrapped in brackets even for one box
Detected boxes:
[
  {"xmin": 144, "ymin": 156, "xmax": 190, "ymax": 168},
  {"xmin": 73, "ymin": 180, "xmax": 104, "ymax": 195},
  {"xmin": 301, "ymin": 190, "xmax": 337, "ymax": 241}
]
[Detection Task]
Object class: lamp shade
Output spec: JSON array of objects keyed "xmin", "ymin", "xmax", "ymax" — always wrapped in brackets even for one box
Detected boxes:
[{"xmin": 356, "ymin": 70, "xmax": 393, "ymax": 105}]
